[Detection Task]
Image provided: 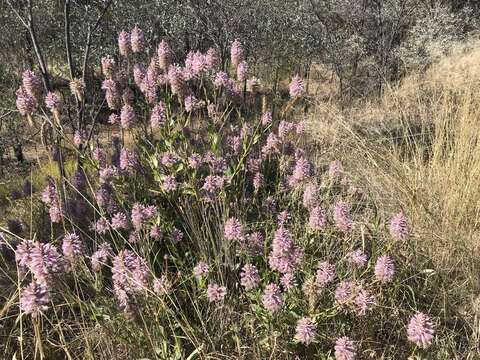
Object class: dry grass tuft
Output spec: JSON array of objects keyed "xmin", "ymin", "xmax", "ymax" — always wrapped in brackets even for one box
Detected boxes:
[{"xmin": 308, "ymin": 39, "xmax": 480, "ymax": 358}]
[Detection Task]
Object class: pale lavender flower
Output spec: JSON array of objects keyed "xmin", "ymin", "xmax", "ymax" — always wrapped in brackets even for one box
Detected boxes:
[
  {"xmin": 193, "ymin": 261, "xmax": 209, "ymax": 280},
  {"xmin": 161, "ymin": 152, "xmax": 178, "ymax": 167},
  {"xmin": 73, "ymin": 129, "xmax": 87, "ymax": 147},
  {"xmin": 316, "ymin": 261, "xmax": 335, "ymax": 286},
  {"xmin": 150, "ymin": 225, "xmax": 163, "ymax": 239},
  {"xmin": 167, "ymin": 64, "xmax": 186, "ymax": 99},
  {"xmin": 119, "ymin": 148, "xmax": 139, "ymax": 172},
  {"xmin": 303, "ymin": 183, "xmax": 319, "ymax": 209},
  {"xmin": 16, "ymin": 86, "xmax": 37, "ymax": 117},
  {"xmin": 277, "ymin": 211, "xmax": 291, "ymax": 226},
  {"xmin": 228, "ymin": 135, "xmax": 242, "ymax": 155},
  {"xmin": 261, "ymin": 132, "xmax": 280, "ymax": 156},
  {"xmin": 295, "ymin": 317, "xmax": 317, "ymax": 345},
  {"xmin": 354, "ymin": 286, "xmax": 376, "ymax": 315},
  {"xmin": 290, "ymin": 156, "xmax": 314, "ymax": 186},
  {"xmin": 92, "ymin": 148, "xmax": 107, "ymax": 167},
  {"xmin": 309, "ymin": 206, "xmax": 327, "ymax": 231},
  {"xmin": 245, "ymin": 232, "xmax": 264, "ymax": 256},
  {"xmin": 262, "ymin": 283, "xmax": 283, "ymax": 313},
  {"xmin": 49, "ymin": 203, "xmax": 62, "ymax": 223},
  {"xmin": 22, "ymin": 70, "xmax": 42, "ymax": 101},
  {"xmin": 202, "ymin": 175, "xmax": 225, "ymax": 197},
  {"xmin": 188, "ymin": 153, "xmax": 203, "ymax": 169},
  {"xmin": 120, "ymin": 104, "xmax": 135, "ymax": 129},
  {"xmin": 157, "ymin": 40, "xmax": 172, "ymax": 70},
  {"xmin": 71, "ymin": 169, "xmax": 86, "ymax": 191},
  {"xmin": 335, "ymin": 281, "xmax": 356, "ymax": 307},
  {"xmin": 130, "ymin": 25, "xmax": 145, "ymax": 53},
  {"xmin": 101, "ymin": 56, "xmax": 115, "ymax": 79},
  {"xmin": 389, "ymin": 212, "xmax": 410, "ymax": 241},
  {"xmin": 95, "ymin": 185, "xmax": 113, "ymax": 209},
  {"xmin": 118, "ymin": 31, "xmax": 131, "ymax": 57},
  {"xmin": 41, "ymin": 180, "xmax": 58, "ymax": 206},
  {"xmin": 247, "ymin": 156, "xmax": 262, "ymax": 173},
  {"xmin": 278, "ymin": 120, "xmax": 296, "ymax": 139},
  {"xmin": 150, "ymin": 102, "xmax": 166, "ymax": 128},
  {"xmin": 224, "ymin": 217, "xmax": 243, "ymax": 241},
  {"xmin": 131, "ymin": 203, "xmax": 157, "ymax": 231},
  {"xmin": 111, "ymin": 212, "xmax": 130, "ymax": 230},
  {"xmin": 253, "ymin": 172, "xmax": 264, "ymax": 191},
  {"xmin": 237, "ymin": 60, "xmax": 248, "ymax": 82},
  {"xmin": 162, "ymin": 175, "xmax": 177, "ymax": 192},
  {"xmin": 91, "ymin": 243, "xmax": 112, "ymax": 272},
  {"xmin": 289, "ymin": 74, "xmax": 305, "ymax": 98},
  {"xmin": 374, "ymin": 256, "xmax": 395, "ymax": 283},
  {"xmin": 240, "ymin": 264, "xmax": 260, "ymax": 291},
  {"xmin": 102, "ymin": 79, "xmax": 121, "ymax": 110},
  {"xmin": 268, "ymin": 227, "xmax": 303, "ymax": 274},
  {"xmin": 194, "ymin": 50, "xmax": 207, "ymax": 75},
  {"xmin": 329, "ymin": 160, "xmax": 343, "ymax": 178},
  {"xmin": 346, "ymin": 249, "xmax": 368, "ymax": 268},
  {"xmin": 296, "ymin": 121, "xmax": 306, "ymax": 134},
  {"xmin": 171, "ymin": 228, "xmax": 183, "ymax": 243},
  {"xmin": 99, "ymin": 166, "xmax": 118, "ymax": 184},
  {"xmin": 29, "ymin": 242, "xmax": 66, "ymax": 282},
  {"xmin": 45, "ymin": 92, "xmax": 60, "ymax": 112},
  {"xmin": 15, "ymin": 239, "xmax": 35, "ymax": 270},
  {"xmin": 334, "ymin": 337, "xmax": 356, "ymax": 360},
  {"xmin": 108, "ymin": 113, "xmax": 119, "ymax": 125},
  {"xmin": 207, "ymin": 283, "xmax": 227, "ymax": 302},
  {"xmin": 230, "ymin": 39, "xmax": 244, "ymax": 67},
  {"xmin": 112, "ymin": 249, "xmax": 150, "ymax": 309},
  {"xmin": 141, "ymin": 76, "xmax": 157, "ymax": 104},
  {"xmin": 407, "ymin": 312, "xmax": 435, "ymax": 348},
  {"xmin": 213, "ymin": 71, "xmax": 229, "ymax": 88},
  {"xmin": 333, "ymin": 201, "xmax": 353, "ymax": 232},
  {"xmin": 205, "ymin": 47, "xmax": 218, "ymax": 69},
  {"xmin": 133, "ymin": 63, "xmax": 146, "ymax": 88},
  {"xmin": 20, "ymin": 281, "xmax": 50, "ymax": 317},
  {"xmin": 94, "ymin": 217, "xmax": 110, "ymax": 234},
  {"xmin": 280, "ymin": 272, "xmax": 297, "ymax": 291},
  {"xmin": 62, "ymin": 233, "xmax": 84, "ymax": 264},
  {"xmin": 128, "ymin": 231, "xmax": 141, "ymax": 244},
  {"xmin": 184, "ymin": 95, "xmax": 204, "ymax": 112},
  {"xmin": 261, "ymin": 111, "xmax": 272, "ymax": 125}
]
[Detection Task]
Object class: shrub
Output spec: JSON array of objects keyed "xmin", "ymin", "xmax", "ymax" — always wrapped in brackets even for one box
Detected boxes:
[{"xmin": 1, "ymin": 27, "xmax": 437, "ymax": 359}]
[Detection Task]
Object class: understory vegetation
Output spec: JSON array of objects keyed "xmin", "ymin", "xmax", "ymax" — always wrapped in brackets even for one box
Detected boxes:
[{"xmin": 0, "ymin": 1, "xmax": 479, "ymax": 360}]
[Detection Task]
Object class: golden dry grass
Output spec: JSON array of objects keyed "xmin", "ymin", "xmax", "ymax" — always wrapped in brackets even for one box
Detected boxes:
[{"xmin": 308, "ymin": 40, "xmax": 480, "ymax": 357}]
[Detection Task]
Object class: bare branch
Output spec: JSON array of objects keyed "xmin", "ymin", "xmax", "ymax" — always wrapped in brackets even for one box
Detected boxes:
[{"xmin": 65, "ymin": 0, "xmax": 75, "ymax": 79}]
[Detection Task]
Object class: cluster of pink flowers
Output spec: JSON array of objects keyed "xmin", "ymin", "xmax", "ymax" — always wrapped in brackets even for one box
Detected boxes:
[
  {"xmin": 131, "ymin": 203, "xmax": 157, "ymax": 231},
  {"xmin": 16, "ymin": 239, "xmax": 68, "ymax": 316},
  {"xmin": 112, "ymin": 249, "xmax": 150, "ymax": 311},
  {"xmin": 389, "ymin": 212, "xmax": 410, "ymax": 241},
  {"xmin": 240, "ymin": 264, "xmax": 260, "ymax": 290},
  {"xmin": 9, "ymin": 31, "xmax": 438, "ymax": 358},
  {"xmin": 41, "ymin": 180, "xmax": 62, "ymax": 223},
  {"xmin": 407, "ymin": 312, "xmax": 435, "ymax": 348},
  {"xmin": 224, "ymin": 217, "xmax": 244, "ymax": 241},
  {"xmin": 206, "ymin": 283, "xmax": 227, "ymax": 302},
  {"xmin": 289, "ymin": 74, "xmax": 305, "ymax": 98},
  {"xmin": 193, "ymin": 261, "xmax": 209, "ymax": 280},
  {"xmin": 295, "ymin": 317, "xmax": 317, "ymax": 345},
  {"xmin": 333, "ymin": 200, "xmax": 353, "ymax": 232},
  {"xmin": 268, "ymin": 227, "xmax": 302, "ymax": 274},
  {"xmin": 261, "ymin": 283, "xmax": 283, "ymax": 313}
]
